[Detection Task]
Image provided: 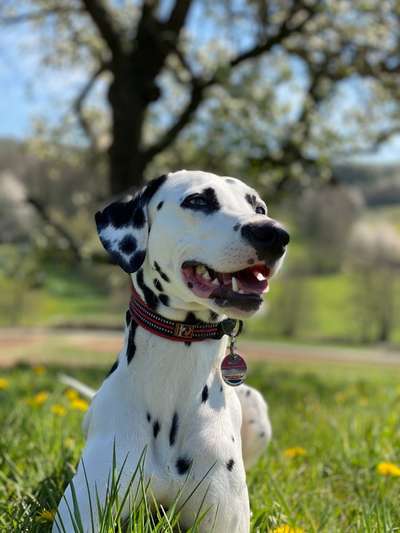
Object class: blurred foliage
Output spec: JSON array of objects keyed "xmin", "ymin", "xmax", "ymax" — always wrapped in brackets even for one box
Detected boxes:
[
  {"xmin": 2, "ymin": 0, "xmax": 400, "ymax": 195},
  {"xmin": 1, "ymin": 1, "xmax": 400, "ymax": 344}
]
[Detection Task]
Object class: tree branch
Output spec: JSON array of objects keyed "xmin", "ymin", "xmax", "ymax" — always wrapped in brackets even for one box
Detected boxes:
[
  {"xmin": 73, "ymin": 62, "xmax": 109, "ymax": 151},
  {"xmin": 79, "ymin": 0, "xmax": 122, "ymax": 57},
  {"xmin": 164, "ymin": 0, "xmax": 193, "ymax": 35},
  {"xmin": 26, "ymin": 196, "xmax": 82, "ymax": 262},
  {"xmin": 226, "ymin": 1, "xmax": 317, "ymax": 72},
  {"xmin": 144, "ymin": 1, "xmax": 319, "ymax": 161},
  {"xmin": 333, "ymin": 125, "xmax": 400, "ymax": 159},
  {"xmin": 143, "ymin": 79, "xmax": 205, "ymax": 162}
]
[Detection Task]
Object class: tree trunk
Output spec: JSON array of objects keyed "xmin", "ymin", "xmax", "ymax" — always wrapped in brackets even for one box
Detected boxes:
[{"xmin": 108, "ymin": 72, "xmax": 147, "ymax": 195}]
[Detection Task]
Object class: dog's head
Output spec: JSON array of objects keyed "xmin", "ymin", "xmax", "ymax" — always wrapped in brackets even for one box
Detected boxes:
[{"xmin": 96, "ymin": 170, "xmax": 289, "ymax": 319}]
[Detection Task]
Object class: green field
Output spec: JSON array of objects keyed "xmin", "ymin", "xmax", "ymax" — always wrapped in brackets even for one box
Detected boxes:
[{"xmin": 0, "ymin": 354, "xmax": 399, "ymax": 532}]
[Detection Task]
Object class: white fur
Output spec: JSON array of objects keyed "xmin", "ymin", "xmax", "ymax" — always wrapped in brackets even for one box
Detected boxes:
[{"xmin": 53, "ymin": 171, "xmax": 281, "ymax": 533}]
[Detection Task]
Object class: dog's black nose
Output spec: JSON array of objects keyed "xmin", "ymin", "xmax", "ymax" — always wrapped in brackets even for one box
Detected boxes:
[{"xmin": 241, "ymin": 222, "xmax": 290, "ymax": 261}]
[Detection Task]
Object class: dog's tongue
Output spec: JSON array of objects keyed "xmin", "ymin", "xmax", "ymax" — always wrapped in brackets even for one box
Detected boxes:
[{"xmin": 236, "ymin": 265, "xmax": 269, "ymax": 294}]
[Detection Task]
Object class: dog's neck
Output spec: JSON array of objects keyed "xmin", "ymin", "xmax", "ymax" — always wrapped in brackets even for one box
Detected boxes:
[
  {"xmin": 131, "ymin": 267, "xmax": 223, "ymax": 324},
  {"xmin": 118, "ymin": 270, "xmax": 229, "ymax": 415}
]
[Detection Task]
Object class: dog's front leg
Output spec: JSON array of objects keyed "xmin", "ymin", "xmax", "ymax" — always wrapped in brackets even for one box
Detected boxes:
[{"xmin": 176, "ymin": 468, "xmax": 251, "ymax": 533}]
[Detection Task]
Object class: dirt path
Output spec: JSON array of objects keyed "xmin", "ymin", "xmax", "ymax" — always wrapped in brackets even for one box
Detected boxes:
[{"xmin": 0, "ymin": 327, "xmax": 400, "ymax": 368}]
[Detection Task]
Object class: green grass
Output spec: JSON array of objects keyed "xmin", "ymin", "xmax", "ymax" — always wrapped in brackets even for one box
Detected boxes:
[{"xmin": 0, "ymin": 356, "xmax": 399, "ymax": 532}]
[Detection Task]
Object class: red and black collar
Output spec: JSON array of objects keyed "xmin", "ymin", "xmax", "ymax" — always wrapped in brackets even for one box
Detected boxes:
[{"xmin": 129, "ymin": 283, "xmax": 241, "ymax": 342}]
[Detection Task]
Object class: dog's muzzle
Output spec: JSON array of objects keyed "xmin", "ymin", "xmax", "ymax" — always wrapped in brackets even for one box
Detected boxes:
[{"xmin": 241, "ymin": 221, "xmax": 290, "ymax": 264}]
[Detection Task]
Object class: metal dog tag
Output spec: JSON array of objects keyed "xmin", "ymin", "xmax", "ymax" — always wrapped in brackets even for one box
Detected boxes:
[{"xmin": 221, "ymin": 351, "xmax": 247, "ymax": 387}]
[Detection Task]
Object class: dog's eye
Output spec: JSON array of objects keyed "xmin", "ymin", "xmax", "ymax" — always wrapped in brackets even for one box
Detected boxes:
[
  {"xmin": 255, "ymin": 205, "xmax": 266, "ymax": 215},
  {"xmin": 182, "ymin": 194, "xmax": 209, "ymax": 208}
]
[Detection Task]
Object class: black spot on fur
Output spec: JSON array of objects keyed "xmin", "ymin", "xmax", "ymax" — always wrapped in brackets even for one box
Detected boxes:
[
  {"xmin": 97, "ymin": 175, "xmax": 165, "ymax": 238},
  {"xmin": 119, "ymin": 235, "xmax": 137, "ymax": 254},
  {"xmin": 220, "ymin": 385, "xmax": 223, "ymax": 392},
  {"xmin": 187, "ymin": 282, "xmax": 193, "ymax": 289},
  {"xmin": 245, "ymin": 193, "xmax": 257, "ymax": 209},
  {"xmin": 233, "ymin": 223, "xmax": 240, "ymax": 232},
  {"xmin": 153, "ymin": 278, "xmax": 163, "ymax": 292},
  {"xmin": 247, "ymin": 258, "xmax": 255, "ymax": 265},
  {"xmin": 95, "ymin": 197, "xmax": 136, "ymax": 230},
  {"xmin": 127, "ymin": 321, "xmax": 138, "ymax": 364},
  {"xmin": 94, "ymin": 210, "xmax": 108, "ymax": 232},
  {"xmin": 201, "ymin": 385, "xmax": 209, "ymax": 403},
  {"xmin": 132, "ymin": 206, "xmax": 145, "ymax": 228},
  {"xmin": 129, "ymin": 250, "xmax": 146, "ymax": 273},
  {"xmin": 95, "ymin": 197, "xmax": 147, "ymax": 273},
  {"xmin": 153, "ymin": 420, "xmax": 160, "ymax": 438},
  {"xmin": 182, "ymin": 313, "xmax": 202, "ymax": 343},
  {"xmin": 246, "ymin": 389, "xmax": 251, "ymax": 397},
  {"xmin": 226, "ymin": 459, "xmax": 235, "ymax": 471},
  {"xmin": 176, "ymin": 457, "xmax": 192, "ymax": 475},
  {"xmin": 141, "ymin": 175, "xmax": 167, "ymax": 204},
  {"xmin": 159, "ymin": 294, "xmax": 170, "ymax": 306},
  {"xmin": 106, "ymin": 359, "xmax": 118, "ymax": 378},
  {"xmin": 259, "ymin": 432, "xmax": 266, "ymax": 438},
  {"xmin": 146, "ymin": 412, "xmax": 151, "ymax": 422},
  {"xmin": 157, "ymin": 201, "xmax": 164, "ymax": 210},
  {"xmin": 169, "ymin": 412, "xmax": 179, "ymax": 446},
  {"xmin": 231, "ymin": 435, "xmax": 235, "ymax": 442},
  {"xmin": 225, "ymin": 178, "xmax": 236, "ymax": 184},
  {"xmin": 154, "ymin": 261, "xmax": 170, "ymax": 282},
  {"xmin": 125, "ymin": 309, "xmax": 131, "ymax": 326},
  {"xmin": 181, "ymin": 187, "xmax": 220, "ymax": 214},
  {"xmin": 136, "ymin": 269, "xmax": 159, "ymax": 309},
  {"xmin": 209, "ymin": 311, "xmax": 219, "ymax": 321},
  {"xmin": 185, "ymin": 312, "xmax": 204, "ymax": 325},
  {"xmin": 249, "ymin": 419, "xmax": 255, "ymax": 424}
]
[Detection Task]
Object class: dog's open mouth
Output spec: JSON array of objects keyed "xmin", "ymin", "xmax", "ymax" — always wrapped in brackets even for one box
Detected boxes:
[{"xmin": 181, "ymin": 261, "xmax": 270, "ymax": 311}]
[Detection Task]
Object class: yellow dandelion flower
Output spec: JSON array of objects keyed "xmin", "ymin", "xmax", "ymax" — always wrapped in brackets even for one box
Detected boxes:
[
  {"xmin": 70, "ymin": 398, "xmax": 89, "ymax": 412},
  {"xmin": 37, "ymin": 509, "xmax": 56, "ymax": 523},
  {"xmin": 27, "ymin": 391, "xmax": 49, "ymax": 406},
  {"xmin": 283, "ymin": 447, "xmax": 307, "ymax": 459},
  {"xmin": 51, "ymin": 404, "xmax": 67, "ymax": 416},
  {"xmin": 33, "ymin": 365, "xmax": 46, "ymax": 375},
  {"xmin": 65, "ymin": 388, "xmax": 79, "ymax": 401},
  {"xmin": 64, "ymin": 437, "xmax": 76, "ymax": 449},
  {"xmin": 270, "ymin": 526, "xmax": 304, "ymax": 533},
  {"xmin": 0, "ymin": 378, "xmax": 10, "ymax": 390},
  {"xmin": 377, "ymin": 462, "xmax": 400, "ymax": 477}
]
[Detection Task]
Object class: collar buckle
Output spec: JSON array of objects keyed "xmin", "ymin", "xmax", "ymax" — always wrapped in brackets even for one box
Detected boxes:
[{"xmin": 174, "ymin": 323, "xmax": 195, "ymax": 339}]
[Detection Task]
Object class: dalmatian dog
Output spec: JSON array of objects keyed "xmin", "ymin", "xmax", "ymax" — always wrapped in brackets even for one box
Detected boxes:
[{"xmin": 53, "ymin": 170, "xmax": 289, "ymax": 533}]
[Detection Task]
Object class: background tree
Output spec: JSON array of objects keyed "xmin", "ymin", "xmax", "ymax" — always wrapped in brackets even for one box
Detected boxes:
[
  {"xmin": 347, "ymin": 221, "xmax": 400, "ymax": 343},
  {"xmin": 2, "ymin": 0, "xmax": 400, "ymax": 197}
]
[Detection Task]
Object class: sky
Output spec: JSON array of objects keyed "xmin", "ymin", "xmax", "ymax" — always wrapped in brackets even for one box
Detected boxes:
[{"xmin": 1, "ymin": 4, "xmax": 400, "ymax": 164}]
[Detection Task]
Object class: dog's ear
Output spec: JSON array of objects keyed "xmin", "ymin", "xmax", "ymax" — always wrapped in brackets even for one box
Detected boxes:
[{"xmin": 95, "ymin": 175, "xmax": 167, "ymax": 273}]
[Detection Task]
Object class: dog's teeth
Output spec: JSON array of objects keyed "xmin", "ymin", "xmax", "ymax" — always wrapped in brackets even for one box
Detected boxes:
[
  {"xmin": 232, "ymin": 276, "xmax": 238, "ymax": 292},
  {"xmin": 203, "ymin": 271, "xmax": 211, "ymax": 281},
  {"xmin": 196, "ymin": 265, "xmax": 207, "ymax": 275},
  {"xmin": 212, "ymin": 278, "xmax": 219, "ymax": 286}
]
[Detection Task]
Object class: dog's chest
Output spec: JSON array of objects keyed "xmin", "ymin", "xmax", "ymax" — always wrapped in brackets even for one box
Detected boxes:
[{"xmin": 87, "ymin": 329, "xmax": 243, "ymax": 482}]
